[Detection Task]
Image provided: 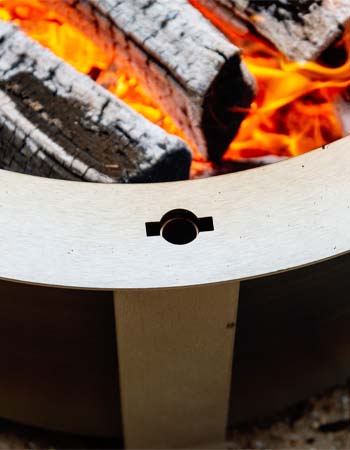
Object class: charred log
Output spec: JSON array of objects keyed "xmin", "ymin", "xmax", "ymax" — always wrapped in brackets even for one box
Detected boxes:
[
  {"xmin": 190, "ymin": 0, "xmax": 251, "ymax": 42},
  {"xmin": 0, "ymin": 21, "xmax": 192, "ymax": 183},
  {"xmin": 44, "ymin": 0, "xmax": 256, "ymax": 161},
  {"xmin": 193, "ymin": 0, "xmax": 350, "ymax": 61}
]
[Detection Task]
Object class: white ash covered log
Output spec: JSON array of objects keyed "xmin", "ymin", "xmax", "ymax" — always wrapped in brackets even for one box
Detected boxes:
[
  {"xmin": 194, "ymin": 0, "xmax": 350, "ymax": 61},
  {"xmin": 45, "ymin": 0, "xmax": 256, "ymax": 161},
  {"xmin": 0, "ymin": 22, "xmax": 192, "ymax": 182}
]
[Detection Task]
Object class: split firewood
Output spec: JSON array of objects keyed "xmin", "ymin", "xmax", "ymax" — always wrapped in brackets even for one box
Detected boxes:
[
  {"xmin": 0, "ymin": 21, "xmax": 192, "ymax": 183},
  {"xmin": 193, "ymin": 0, "xmax": 350, "ymax": 61},
  {"xmin": 190, "ymin": 0, "xmax": 251, "ymax": 42},
  {"xmin": 44, "ymin": 0, "xmax": 256, "ymax": 161}
]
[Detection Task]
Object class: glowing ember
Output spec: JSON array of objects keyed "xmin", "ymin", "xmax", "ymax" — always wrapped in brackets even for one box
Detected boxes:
[
  {"xmin": 190, "ymin": 0, "xmax": 349, "ymax": 160},
  {"xmin": 0, "ymin": 0, "xmax": 349, "ymax": 176},
  {"xmin": 0, "ymin": 1, "xmax": 191, "ymax": 145},
  {"xmin": 225, "ymin": 24, "xmax": 350, "ymax": 160}
]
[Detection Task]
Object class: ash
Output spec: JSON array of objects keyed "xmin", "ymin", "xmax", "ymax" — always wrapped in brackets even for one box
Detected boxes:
[{"xmin": 248, "ymin": 0, "xmax": 323, "ymax": 23}]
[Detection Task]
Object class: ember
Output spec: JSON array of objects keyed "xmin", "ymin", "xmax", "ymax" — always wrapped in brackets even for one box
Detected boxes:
[
  {"xmin": 226, "ymin": 23, "xmax": 349, "ymax": 160},
  {"xmin": 0, "ymin": 1, "xmax": 182, "ymax": 134},
  {"xmin": 0, "ymin": 0, "xmax": 349, "ymax": 178}
]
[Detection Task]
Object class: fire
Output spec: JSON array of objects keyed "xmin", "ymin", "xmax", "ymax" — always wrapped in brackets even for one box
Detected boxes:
[
  {"xmin": 0, "ymin": 0, "xmax": 349, "ymax": 175},
  {"xmin": 0, "ymin": 1, "xmax": 187, "ymax": 134},
  {"xmin": 226, "ymin": 23, "xmax": 350, "ymax": 159}
]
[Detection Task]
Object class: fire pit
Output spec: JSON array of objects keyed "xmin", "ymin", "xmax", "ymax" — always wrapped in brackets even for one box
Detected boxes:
[{"xmin": 0, "ymin": 0, "xmax": 349, "ymax": 448}]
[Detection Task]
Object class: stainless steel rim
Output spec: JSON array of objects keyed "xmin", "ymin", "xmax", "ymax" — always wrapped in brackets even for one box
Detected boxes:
[{"xmin": 0, "ymin": 136, "xmax": 349, "ymax": 290}]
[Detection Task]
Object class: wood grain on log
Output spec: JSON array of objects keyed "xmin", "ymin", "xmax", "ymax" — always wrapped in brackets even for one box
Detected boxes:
[
  {"xmin": 44, "ymin": 0, "xmax": 256, "ymax": 161},
  {"xmin": 194, "ymin": 0, "xmax": 350, "ymax": 61},
  {"xmin": 0, "ymin": 21, "xmax": 192, "ymax": 183}
]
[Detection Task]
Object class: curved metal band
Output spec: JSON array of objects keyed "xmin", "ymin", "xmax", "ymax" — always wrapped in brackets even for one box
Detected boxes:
[{"xmin": 0, "ymin": 136, "xmax": 349, "ymax": 290}]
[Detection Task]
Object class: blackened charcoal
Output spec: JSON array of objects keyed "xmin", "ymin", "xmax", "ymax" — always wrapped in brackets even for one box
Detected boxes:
[
  {"xmin": 0, "ymin": 21, "xmax": 192, "ymax": 183},
  {"xmin": 45, "ymin": 0, "xmax": 257, "ymax": 161},
  {"xmin": 248, "ymin": 0, "xmax": 323, "ymax": 23}
]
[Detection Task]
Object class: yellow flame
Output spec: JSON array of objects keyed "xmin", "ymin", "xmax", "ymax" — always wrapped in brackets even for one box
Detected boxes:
[
  {"xmin": 227, "ymin": 29, "xmax": 350, "ymax": 159},
  {"xmin": 0, "ymin": 0, "xmax": 189, "ymax": 141},
  {"xmin": 0, "ymin": 0, "xmax": 349, "ymax": 172}
]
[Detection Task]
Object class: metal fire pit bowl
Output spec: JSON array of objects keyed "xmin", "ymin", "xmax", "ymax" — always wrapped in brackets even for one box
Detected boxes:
[{"xmin": 0, "ymin": 136, "xmax": 349, "ymax": 448}]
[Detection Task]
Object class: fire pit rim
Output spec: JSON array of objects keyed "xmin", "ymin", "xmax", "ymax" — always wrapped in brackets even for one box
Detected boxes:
[{"xmin": 0, "ymin": 135, "xmax": 349, "ymax": 290}]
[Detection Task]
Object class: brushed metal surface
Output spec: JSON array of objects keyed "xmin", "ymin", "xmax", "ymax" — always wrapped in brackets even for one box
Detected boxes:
[
  {"xmin": 115, "ymin": 284, "xmax": 239, "ymax": 448},
  {"xmin": 0, "ymin": 252, "xmax": 349, "ymax": 436},
  {"xmin": 0, "ymin": 136, "xmax": 349, "ymax": 289}
]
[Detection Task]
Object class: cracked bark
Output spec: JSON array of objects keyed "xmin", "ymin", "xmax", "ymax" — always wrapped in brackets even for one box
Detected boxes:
[
  {"xmin": 0, "ymin": 21, "xmax": 192, "ymax": 183},
  {"xmin": 193, "ymin": 0, "xmax": 350, "ymax": 61},
  {"xmin": 44, "ymin": 0, "xmax": 256, "ymax": 161}
]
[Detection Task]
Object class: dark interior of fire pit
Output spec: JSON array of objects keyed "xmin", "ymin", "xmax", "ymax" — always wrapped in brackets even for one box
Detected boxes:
[
  {"xmin": 0, "ymin": 0, "xmax": 348, "ymax": 183},
  {"xmin": 1, "ymin": 251, "xmax": 350, "ymax": 441}
]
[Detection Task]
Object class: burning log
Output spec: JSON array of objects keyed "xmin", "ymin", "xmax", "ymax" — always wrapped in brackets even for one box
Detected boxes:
[
  {"xmin": 0, "ymin": 21, "xmax": 192, "ymax": 182},
  {"xmin": 44, "ymin": 0, "xmax": 256, "ymax": 161},
  {"xmin": 193, "ymin": 0, "xmax": 350, "ymax": 61}
]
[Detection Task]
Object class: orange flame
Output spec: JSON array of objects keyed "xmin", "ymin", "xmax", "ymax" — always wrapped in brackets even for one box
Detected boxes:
[
  {"xmin": 190, "ymin": 0, "xmax": 349, "ymax": 160},
  {"xmin": 0, "ymin": 0, "xmax": 349, "ymax": 175},
  {"xmin": 227, "ymin": 25, "xmax": 350, "ymax": 159},
  {"xmin": 0, "ymin": 1, "xmax": 188, "ymax": 139}
]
